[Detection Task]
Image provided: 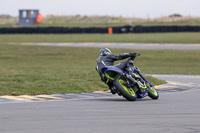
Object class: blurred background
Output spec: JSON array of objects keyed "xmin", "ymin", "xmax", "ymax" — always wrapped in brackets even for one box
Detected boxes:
[
  {"xmin": 0, "ymin": 0, "xmax": 200, "ymax": 27},
  {"xmin": 0, "ymin": 0, "xmax": 200, "ymax": 95}
]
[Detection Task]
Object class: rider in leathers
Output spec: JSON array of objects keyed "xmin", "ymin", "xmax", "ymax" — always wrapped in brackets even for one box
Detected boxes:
[{"xmin": 96, "ymin": 48, "xmax": 137, "ymax": 94}]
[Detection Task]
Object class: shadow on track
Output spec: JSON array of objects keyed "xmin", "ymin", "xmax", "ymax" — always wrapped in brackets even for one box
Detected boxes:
[{"xmin": 87, "ymin": 97, "xmax": 153, "ymax": 102}]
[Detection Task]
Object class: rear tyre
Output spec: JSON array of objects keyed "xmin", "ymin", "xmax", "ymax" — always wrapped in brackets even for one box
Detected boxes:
[
  {"xmin": 114, "ymin": 76, "xmax": 137, "ymax": 101},
  {"xmin": 148, "ymin": 86, "xmax": 159, "ymax": 100}
]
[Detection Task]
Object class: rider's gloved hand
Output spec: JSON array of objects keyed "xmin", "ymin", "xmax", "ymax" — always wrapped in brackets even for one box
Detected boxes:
[{"xmin": 129, "ymin": 52, "xmax": 137, "ymax": 57}]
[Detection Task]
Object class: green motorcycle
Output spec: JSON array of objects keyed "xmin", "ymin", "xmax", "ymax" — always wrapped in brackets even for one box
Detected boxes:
[{"xmin": 101, "ymin": 53, "xmax": 159, "ymax": 101}]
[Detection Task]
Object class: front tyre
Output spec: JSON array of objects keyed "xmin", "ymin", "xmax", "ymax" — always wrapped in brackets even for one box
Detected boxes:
[
  {"xmin": 114, "ymin": 76, "xmax": 137, "ymax": 101},
  {"xmin": 148, "ymin": 86, "xmax": 159, "ymax": 100}
]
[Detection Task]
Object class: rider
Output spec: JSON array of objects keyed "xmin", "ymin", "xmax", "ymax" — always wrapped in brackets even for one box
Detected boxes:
[{"xmin": 96, "ymin": 48, "xmax": 137, "ymax": 94}]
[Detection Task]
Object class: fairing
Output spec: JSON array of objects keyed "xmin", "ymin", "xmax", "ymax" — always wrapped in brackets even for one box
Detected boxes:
[{"xmin": 101, "ymin": 66, "xmax": 124, "ymax": 74}]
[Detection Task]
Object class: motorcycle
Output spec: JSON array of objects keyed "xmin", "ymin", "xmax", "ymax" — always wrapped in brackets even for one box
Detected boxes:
[{"xmin": 101, "ymin": 53, "xmax": 159, "ymax": 101}]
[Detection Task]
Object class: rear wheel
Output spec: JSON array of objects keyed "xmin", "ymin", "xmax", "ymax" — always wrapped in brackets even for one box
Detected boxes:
[
  {"xmin": 114, "ymin": 76, "xmax": 137, "ymax": 101},
  {"xmin": 147, "ymin": 85, "xmax": 159, "ymax": 99}
]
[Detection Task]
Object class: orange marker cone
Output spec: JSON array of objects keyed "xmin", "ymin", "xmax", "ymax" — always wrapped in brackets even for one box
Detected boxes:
[{"xmin": 108, "ymin": 27, "xmax": 113, "ymax": 34}]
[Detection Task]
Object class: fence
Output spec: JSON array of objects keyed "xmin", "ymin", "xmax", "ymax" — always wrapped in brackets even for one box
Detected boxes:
[{"xmin": 0, "ymin": 26, "xmax": 200, "ymax": 34}]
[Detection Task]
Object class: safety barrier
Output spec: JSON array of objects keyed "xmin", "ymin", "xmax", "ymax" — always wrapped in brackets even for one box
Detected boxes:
[
  {"xmin": 0, "ymin": 27, "xmax": 108, "ymax": 34},
  {"xmin": 132, "ymin": 26, "xmax": 200, "ymax": 33},
  {"xmin": 0, "ymin": 26, "xmax": 200, "ymax": 34}
]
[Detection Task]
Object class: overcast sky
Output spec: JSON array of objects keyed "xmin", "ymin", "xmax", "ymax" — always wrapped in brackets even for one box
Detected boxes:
[{"xmin": 0, "ymin": 0, "xmax": 200, "ymax": 18}]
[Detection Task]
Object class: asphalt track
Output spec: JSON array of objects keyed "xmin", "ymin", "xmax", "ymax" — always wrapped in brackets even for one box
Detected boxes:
[
  {"xmin": 17, "ymin": 42, "xmax": 200, "ymax": 50},
  {"xmin": 1, "ymin": 43, "xmax": 200, "ymax": 133},
  {"xmin": 0, "ymin": 89, "xmax": 200, "ymax": 133},
  {"xmin": 0, "ymin": 77, "xmax": 200, "ymax": 133}
]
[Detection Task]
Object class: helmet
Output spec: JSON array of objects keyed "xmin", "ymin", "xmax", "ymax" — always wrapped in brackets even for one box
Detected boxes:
[{"xmin": 99, "ymin": 48, "xmax": 112, "ymax": 56}]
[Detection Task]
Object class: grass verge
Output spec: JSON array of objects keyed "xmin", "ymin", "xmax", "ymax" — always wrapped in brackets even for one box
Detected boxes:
[
  {"xmin": 0, "ymin": 44, "xmax": 199, "ymax": 95},
  {"xmin": 0, "ymin": 33, "xmax": 200, "ymax": 44}
]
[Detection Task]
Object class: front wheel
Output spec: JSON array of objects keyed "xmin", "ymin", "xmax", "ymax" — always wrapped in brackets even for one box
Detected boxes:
[
  {"xmin": 114, "ymin": 76, "xmax": 137, "ymax": 101},
  {"xmin": 147, "ymin": 86, "xmax": 159, "ymax": 100}
]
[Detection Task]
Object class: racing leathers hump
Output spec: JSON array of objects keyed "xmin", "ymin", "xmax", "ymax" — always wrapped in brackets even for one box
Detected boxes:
[{"xmin": 96, "ymin": 53, "xmax": 132, "ymax": 74}]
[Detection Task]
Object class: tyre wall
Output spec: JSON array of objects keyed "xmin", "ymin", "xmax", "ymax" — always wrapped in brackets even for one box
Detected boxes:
[{"xmin": 0, "ymin": 26, "xmax": 200, "ymax": 34}]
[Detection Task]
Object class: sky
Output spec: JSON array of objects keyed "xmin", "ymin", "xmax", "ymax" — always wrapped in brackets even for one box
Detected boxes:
[{"xmin": 0, "ymin": 0, "xmax": 200, "ymax": 18}]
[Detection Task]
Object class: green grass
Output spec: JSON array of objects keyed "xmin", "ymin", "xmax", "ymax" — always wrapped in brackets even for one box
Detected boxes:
[
  {"xmin": 0, "ymin": 44, "xmax": 199, "ymax": 95},
  {"xmin": 28, "ymin": 23, "xmax": 128, "ymax": 27},
  {"xmin": 1, "ymin": 33, "xmax": 200, "ymax": 44},
  {"xmin": 31, "ymin": 20, "xmax": 200, "ymax": 27},
  {"xmin": 1, "ymin": 17, "xmax": 200, "ymax": 28},
  {"xmin": 22, "ymin": 21, "xmax": 200, "ymax": 27}
]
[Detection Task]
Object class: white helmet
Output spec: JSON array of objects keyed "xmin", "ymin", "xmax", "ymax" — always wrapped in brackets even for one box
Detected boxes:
[{"xmin": 99, "ymin": 48, "xmax": 112, "ymax": 56}]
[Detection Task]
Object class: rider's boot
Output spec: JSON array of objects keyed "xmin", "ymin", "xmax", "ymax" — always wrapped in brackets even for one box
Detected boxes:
[
  {"xmin": 126, "ymin": 74, "xmax": 136, "ymax": 82},
  {"xmin": 107, "ymin": 81, "xmax": 116, "ymax": 94},
  {"xmin": 126, "ymin": 73, "xmax": 141, "ymax": 83},
  {"xmin": 110, "ymin": 86, "xmax": 117, "ymax": 94}
]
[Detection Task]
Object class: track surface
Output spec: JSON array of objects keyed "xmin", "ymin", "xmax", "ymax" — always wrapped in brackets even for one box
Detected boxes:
[
  {"xmin": 150, "ymin": 74, "xmax": 200, "ymax": 84},
  {"xmin": 17, "ymin": 42, "xmax": 200, "ymax": 50},
  {"xmin": 0, "ymin": 90, "xmax": 200, "ymax": 133}
]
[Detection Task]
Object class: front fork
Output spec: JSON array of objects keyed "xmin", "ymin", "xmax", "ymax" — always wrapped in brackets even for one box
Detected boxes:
[
  {"xmin": 135, "ymin": 72, "xmax": 157, "ymax": 93},
  {"xmin": 125, "ymin": 61, "xmax": 155, "ymax": 92},
  {"xmin": 127, "ymin": 66, "xmax": 153, "ymax": 93}
]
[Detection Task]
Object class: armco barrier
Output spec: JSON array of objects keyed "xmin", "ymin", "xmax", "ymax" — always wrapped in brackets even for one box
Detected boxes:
[{"xmin": 0, "ymin": 26, "xmax": 200, "ymax": 34}]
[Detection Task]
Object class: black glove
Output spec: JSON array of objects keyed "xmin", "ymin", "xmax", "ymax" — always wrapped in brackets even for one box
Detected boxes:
[
  {"xmin": 130, "ymin": 52, "xmax": 140, "ymax": 57},
  {"xmin": 129, "ymin": 52, "xmax": 137, "ymax": 57}
]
